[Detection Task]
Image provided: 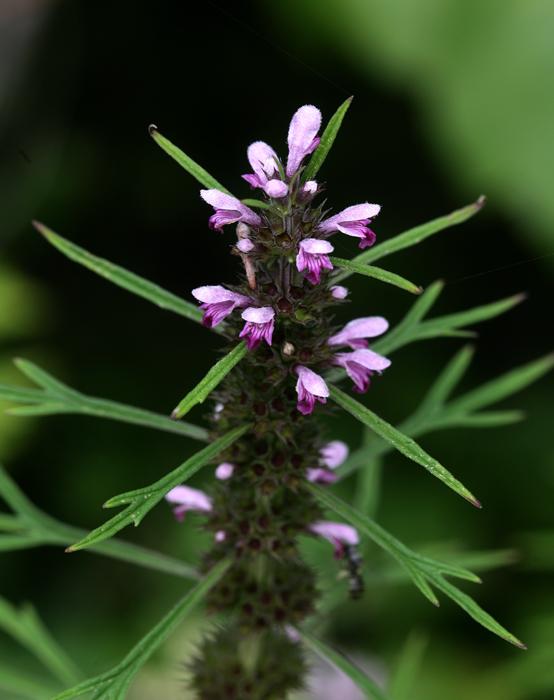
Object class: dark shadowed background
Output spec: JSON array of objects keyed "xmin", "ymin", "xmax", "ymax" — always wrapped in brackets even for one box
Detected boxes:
[{"xmin": 1, "ymin": 1, "xmax": 553, "ymax": 698}]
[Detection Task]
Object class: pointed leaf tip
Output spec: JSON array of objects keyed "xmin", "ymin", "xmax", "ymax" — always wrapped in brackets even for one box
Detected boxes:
[
  {"xmin": 476, "ymin": 195, "xmax": 487, "ymax": 209},
  {"xmin": 148, "ymin": 123, "xmax": 158, "ymax": 136},
  {"xmin": 32, "ymin": 220, "xmax": 48, "ymax": 236}
]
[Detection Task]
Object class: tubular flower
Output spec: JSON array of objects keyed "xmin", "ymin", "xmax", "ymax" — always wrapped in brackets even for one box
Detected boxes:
[
  {"xmin": 319, "ymin": 203, "xmax": 380, "ymax": 249},
  {"xmin": 192, "ymin": 285, "xmax": 250, "ymax": 328},
  {"xmin": 239, "ymin": 306, "xmax": 275, "ymax": 350},
  {"xmin": 333, "ymin": 348, "xmax": 391, "ymax": 393},
  {"xmin": 309, "ymin": 521, "xmax": 360, "ymax": 558},
  {"xmin": 200, "ymin": 189, "xmax": 261, "ymax": 231},
  {"xmin": 295, "ymin": 365, "xmax": 329, "ymax": 415},
  {"xmin": 215, "ymin": 462, "xmax": 235, "ymax": 480},
  {"xmin": 242, "ymin": 141, "xmax": 288, "ymax": 198},
  {"xmin": 307, "ymin": 440, "xmax": 349, "ymax": 484},
  {"xmin": 286, "ymin": 104, "xmax": 322, "ymax": 177},
  {"xmin": 328, "ymin": 316, "xmax": 389, "ymax": 350},
  {"xmin": 165, "ymin": 485, "xmax": 212, "ymax": 523},
  {"xmin": 296, "ymin": 238, "xmax": 334, "ymax": 285}
]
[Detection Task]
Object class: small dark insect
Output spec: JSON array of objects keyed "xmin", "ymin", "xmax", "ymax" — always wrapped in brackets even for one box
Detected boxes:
[{"xmin": 342, "ymin": 544, "xmax": 365, "ymax": 600}]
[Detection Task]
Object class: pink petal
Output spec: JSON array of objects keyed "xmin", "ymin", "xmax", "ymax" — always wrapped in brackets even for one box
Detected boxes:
[
  {"xmin": 200, "ymin": 189, "xmax": 242, "ymax": 210},
  {"xmin": 264, "ymin": 179, "xmax": 288, "ymax": 198},
  {"xmin": 309, "ymin": 521, "xmax": 360, "ymax": 546},
  {"xmin": 330, "ymin": 285, "xmax": 349, "ymax": 299},
  {"xmin": 346, "ymin": 348, "xmax": 391, "ymax": 371},
  {"xmin": 241, "ymin": 306, "xmax": 275, "ymax": 323},
  {"xmin": 296, "ymin": 366, "xmax": 329, "ymax": 398},
  {"xmin": 165, "ymin": 485, "xmax": 212, "ymax": 512},
  {"xmin": 320, "ymin": 440, "xmax": 349, "ymax": 469},
  {"xmin": 192, "ymin": 285, "xmax": 249, "ymax": 305},
  {"xmin": 286, "ymin": 105, "xmax": 322, "ymax": 177},
  {"xmin": 328, "ymin": 317, "xmax": 389, "ymax": 346},
  {"xmin": 300, "ymin": 238, "xmax": 334, "ymax": 255},
  {"xmin": 247, "ymin": 141, "xmax": 279, "ymax": 181},
  {"xmin": 237, "ymin": 239, "xmax": 254, "ymax": 253},
  {"xmin": 215, "ymin": 462, "xmax": 235, "ymax": 480},
  {"xmin": 303, "ymin": 180, "xmax": 318, "ymax": 194}
]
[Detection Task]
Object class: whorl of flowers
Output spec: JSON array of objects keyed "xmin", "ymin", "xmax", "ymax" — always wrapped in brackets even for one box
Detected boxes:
[{"xmin": 168, "ymin": 105, "xmax": 390, "ymax": 696}]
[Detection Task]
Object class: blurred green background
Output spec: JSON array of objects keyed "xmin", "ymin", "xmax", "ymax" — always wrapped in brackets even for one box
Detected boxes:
[{"xmin": 0, "ymin": 1, "xmax": 553, "ymax": 698}]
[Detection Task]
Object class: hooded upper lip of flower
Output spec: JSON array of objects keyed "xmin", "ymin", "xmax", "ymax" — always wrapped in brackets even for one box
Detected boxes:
[
  {"xmin": 165, "ymin": 485, "xmax": 212, "ymax": 522},
  {"xmin": 328, "ymin": 316, "xmax": 389, "ymax": 349},
  {"xmin": 242, "ymin": 141, "xmax": 288, "ymax": 198},
  {"xmin": 309, "ymin": 520, "xmax": 360, "ymax": 558},
  {"xmin": 333, "ymin": 348, "xmax": 391, "ymax": 393},
  {"xmin": 238, "ymin": 306, "xmax": 275, "ymax": 350},
  {"xmin": 200, "ymin": 189, "xmax": 261, "ymax": 231},
  {"xmin": 319, "ymin": 203, "xmax": 380, "ymax": 249},
  {"xmin": 296, "ymin": 238, "xmax": 334, "ymax": 285},
  {"xmin": 286, "ymin": 105, "xmax": 322, "ymax": 177},
  {"xmin": 307, "ymin": 440, "xmax": 349, "ymax": 484},
  {"xmin": 192, "ymin": 285, "xmax": 251, "ymax": 328},
  {"xmin": 295, "ymin": 365, "xmax": 329, "ymax": 415}
]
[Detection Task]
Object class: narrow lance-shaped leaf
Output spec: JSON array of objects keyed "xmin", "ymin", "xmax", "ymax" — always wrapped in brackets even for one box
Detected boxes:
[
  {"xmin": 0, "ymin": 464, "xmax": 198, "ymax": 579},
  {"xmin": 172, "ymin": 342, "xmax": 248, "ymax": 419},
  {"xmin": 53, "ymin": 559, "xmax": 231, "ymax": 700},
  {"xmin": 333, "ymin": 196, "xmax": 486, "ymax": 279},
  {"xmin": 0, "ymin": 597, "xmax": 81, "ymax": 686},
  {"xmin": 0, "ymin": 359, "xmax": 209, "ymax": 442},
  {"xmin": 329, "ymin": 384, "xmax": 480, "ymax": 507},
  {"xmin": 389, "ymin": 633, "xmax": 427, "ymax": 700},
  {"xmin": 149, "ymin": 125, "xmax": 231, "ymax": 193},
  {"xmin": 67, "ymin": 424, "xmax": 249, "ymax": 551},
  {"xmin": 298, "ymin": 627, "xmax": 388, "ymax": 700},
  {"xmin": 330, "ymin": 256, "xmax": 422, "ymax": 295},
  {"xmin": 308, "ymin": 485, "xmax": 525, "ymax": 648},
  {"xmin": 338, "ymin": 351, "xmax": 553, "ymax": 480},
  {"xmin": 33, "ymin": 222, "xmax": 207, "ymax": 327},
  {"xmin": 303, "ymin": 96, "xmax": 353, "ymax": 181}
]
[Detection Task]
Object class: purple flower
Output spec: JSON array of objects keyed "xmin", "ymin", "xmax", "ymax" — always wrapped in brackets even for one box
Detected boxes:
[
  {"xmin": 237, "ymin": 238, "xmax": 254, "ymax": 253},
  {"xmin": 192, "ymin": 285, "xmax": 250, "ymax": 328},
  {"xmin": 333, "ymin": 349, "xmax": 391, "ymax": 393},
  {"xmin": 296, "ymin": 238, "xmax": 334, "ymax": 285},
  {"xmin": 215, "ymin": 462, "xmax": 235, "ymax": 480},
  {"xmin": 242, "ymin": 141, "xmax": 288, "ymax": 198},
  {"xmin": 165, "ymin": 485, "xmax": 212, "ymax": 523},
  {"xmin": 328, "ymin": 316, "xmax": 389, "ymax": 350},
  {"xmin": 307, "ymin": 440, "xmax": 349, "ymax": 484},
  {"xmin": 303, "ymin": 180, "xmax": 318, "ymax": 195},
  {"xmin": 320, "ymin": 440, "xmax": 349, "ymax": 468},
  {"xmin": 295, "ymin": 365, "xmax": 329, "ymax": 415},
  {"xmin": 319, "ymin": 203, "xmax": 381, "ymax": 249},
  {"xmin": 200, "ymin": 189, "xmax": 262, "ymax": 231},
  {"xmin": 330, "ymin": 285, "xmax": 349, "ymax": 300},
  {"xmin": 309, "ymin": 520, "xmax": 360, "ymax": 558},
  {"xmin": 286, "ymin": 105, "xmax": 322, "ymax": 177},
  {"xmin": 239, "ymin": 306, "xmax": 275, "ymax": 350}
]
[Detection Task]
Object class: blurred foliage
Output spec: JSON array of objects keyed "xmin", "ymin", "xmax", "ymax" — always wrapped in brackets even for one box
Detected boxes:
[{"xmin": 273, "ymin": 0, "xmax": 554, "ymax": 261}]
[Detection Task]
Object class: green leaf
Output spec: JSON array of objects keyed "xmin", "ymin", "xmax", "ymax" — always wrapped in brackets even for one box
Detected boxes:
[
  {"xmin": 0, "ymin": 664, "xmax": 57, "ymax": 699},
  {"xmin": 0, "ymin": 597, "xmax": 81, "ymax": 686},
  {"xmin": 0, "ymin": 360, "xmax": 208, "ymax": 442},
  {"xmin": 0, "ymin": 465, "xmax": 198, "ymax": 579},
  {"xmin": 329, "ymin": 384, "xmax": 480, "ymax": 507},
  {"xmin": 172, "ymin": 342, "xmax": 248, "ymax": 419},
  {"xmin": 333, "ymin": 197, "xmax": 485, "ymax": 278},
  {"xmin": 303, "ymin": 96, "xmax": 353, "ymax": 181},
  {"xmin": 389, "ymin": 633, "xmax": 427, "ymax": 700},
  {"xmin": 68, "ymin": 424, "xmax": 249, "ymax": 551},
  {"xmin": 447, "ymin": 353, "xmax": 554, "ymax": 415},
  {"xmin": 330, "ymin": 256, "xmax": 422, "ymax": 295},
  {"xmin": 33, "ymin": 222, "xmax": 207, "ymax": 326},
  {"xmin": 308, "ymin": 484, "xmax": 525, "ymax": 648},
  {"xmin": 298, "ymin": 627, "xmax": 388, "ymax": 700},
  {"xmin": 53, "ymin": 559, "xmax": 231, "ymax": 700},
  {"xmin": 338, "ymin": 351, "xmax": 553, "ymax": 480},
  {"xmin": 149, "ymin": 125, "xmax": 231, "ymax": 193}
]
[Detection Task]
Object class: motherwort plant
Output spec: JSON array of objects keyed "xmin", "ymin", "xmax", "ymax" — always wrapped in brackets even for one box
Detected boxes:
[{"xmin": 0, "ymin": 99, "xmax": 552, "ymax": 699}]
